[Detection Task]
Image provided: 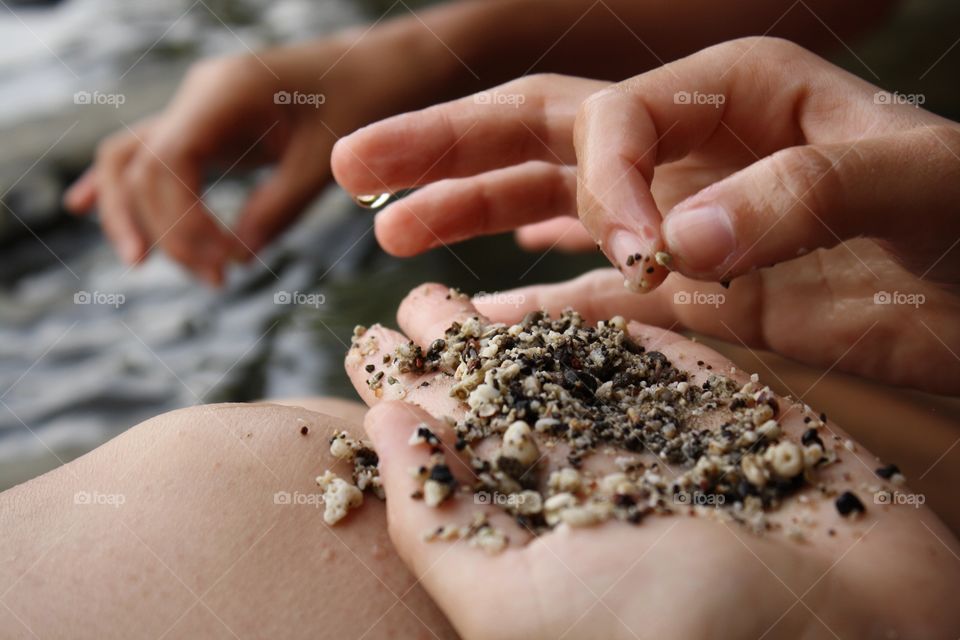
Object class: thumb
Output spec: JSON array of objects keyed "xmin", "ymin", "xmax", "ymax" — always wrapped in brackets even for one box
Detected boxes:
[
  {"xmin": 234, "ymin": 136, "xmax": 329, "ymax": 254},
  {"xmin": 662, "ymin": 127, "xmax": 960, "ymax": 280}
]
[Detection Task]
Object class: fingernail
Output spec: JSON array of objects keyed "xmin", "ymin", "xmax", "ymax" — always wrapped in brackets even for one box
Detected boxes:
[
  {"xmin": 607, "ymin": 229, "xmax": 657, "ymax": 290},
  {"xmin": 663, "ymin": 205, "xmax": 735, "ymax": 272},
  {"xmin": 608, "ymin": 229, "xmax": 645, "ymax": 268}
]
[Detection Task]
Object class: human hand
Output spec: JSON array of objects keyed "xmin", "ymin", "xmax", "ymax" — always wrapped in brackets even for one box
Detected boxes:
[
  {"xmin": 64, "ymin": 31, "xmax": 439, "ymax": 285},
  {"xmin": 334, "ymin": 36, "xmax": 960, "ymax": 284},
  {"xmin": 331, "ymin": 74, "xmax": 608, "ymax": 259},
  {"xmin": 343, "ymin": 283, "xmax": 960, "ymax": 640},
  {"xmin": 469, "ymin": 254, "xmax": 960, "ymax": 395},
  {"xmin": 333, "ymin": 37, "xmax": 960, "ymax": 394}
]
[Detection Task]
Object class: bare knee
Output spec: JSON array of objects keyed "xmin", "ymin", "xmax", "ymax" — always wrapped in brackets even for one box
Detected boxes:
[{"xmin": 0, "ymin": 403, "xmax": 454, "ymax": 639}]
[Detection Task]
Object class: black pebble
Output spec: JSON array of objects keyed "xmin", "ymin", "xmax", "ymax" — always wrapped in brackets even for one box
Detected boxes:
[
  {"xmin": 613, "ymin": 494, "xmax": 636, "ymax": 507},
  {"xmin": 355, "ymin": 447, "xmax": 379, "ymax": 467},
  {"xmin": 801, "ymin": 428, "xmax": 824, "ymax": 449},
  {"xmin": 415, "ymin": 426, "xmax": 439, "ymax": 446},
  {"xmin": 835, "ymin": 491, "xmax": 865, "ymax": 516},
  {"xmin": 429, "ymin": 464, "xmax": 454, "ymax": 484},
  {"xmin": 875, "ymin": 463, "xmax": 900, "ymax": 479}
]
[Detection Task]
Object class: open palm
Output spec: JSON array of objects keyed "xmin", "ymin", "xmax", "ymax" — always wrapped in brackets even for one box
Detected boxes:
[{"xmin": 344, "ymin": 283, "xmax": 960, "ymax": 640}]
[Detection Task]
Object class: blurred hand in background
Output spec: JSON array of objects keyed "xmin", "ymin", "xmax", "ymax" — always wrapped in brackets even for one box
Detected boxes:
[{"xmin": 62, "ymin": 33, "xmax": 439, "ymax": 285}]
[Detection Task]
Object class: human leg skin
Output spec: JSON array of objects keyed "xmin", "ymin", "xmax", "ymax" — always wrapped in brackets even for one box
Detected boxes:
[{"xmin": 0, "ymin": 400, "xmax": 456, "ymax": 639}]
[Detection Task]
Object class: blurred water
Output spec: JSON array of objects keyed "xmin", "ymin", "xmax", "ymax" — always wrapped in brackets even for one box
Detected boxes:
[
  {"xmin": 0, "ymin": 0, "xmax": 363, "ymax": 486},
  {"xmin": 0, "ymin": 0, "xmax": 607, "ymax": 488},
  {"xmin": 0, "ymin": 0, "xmax": 364, "ymax": 126},
  {"xmin": 0, "ymin": 177, "xmax": 600, "ymax": 488}
]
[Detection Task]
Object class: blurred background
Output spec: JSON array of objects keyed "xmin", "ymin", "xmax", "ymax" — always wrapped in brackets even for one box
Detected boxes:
[{"xmin": 0, "ymin": 0, "xmax": 957, "ymax": 490}]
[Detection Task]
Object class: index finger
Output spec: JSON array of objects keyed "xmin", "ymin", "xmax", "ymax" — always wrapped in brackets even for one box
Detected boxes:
[
  {"xmin": 574, "ymin": 36, "xmax": 890, "ymax": 291},
  {"xmin": 331, "ymin": 75, "xmax": 605, "ymax": 196}
]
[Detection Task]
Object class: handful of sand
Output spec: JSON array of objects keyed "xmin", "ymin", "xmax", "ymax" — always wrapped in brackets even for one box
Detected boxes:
[{"xmin": 316, "ymin": 309, "xmax": 889, "ymax": 550}]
